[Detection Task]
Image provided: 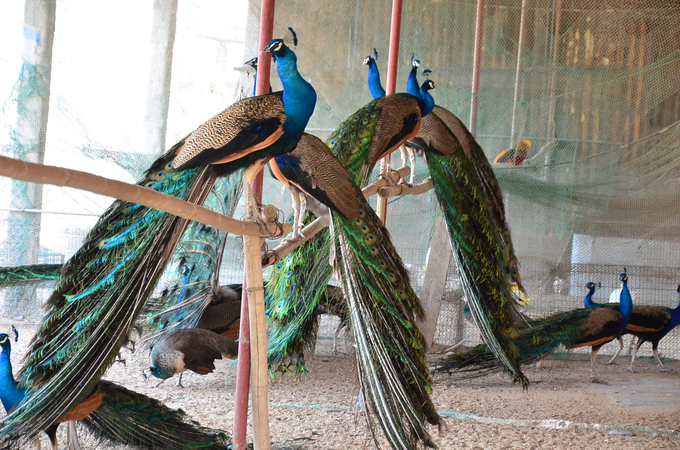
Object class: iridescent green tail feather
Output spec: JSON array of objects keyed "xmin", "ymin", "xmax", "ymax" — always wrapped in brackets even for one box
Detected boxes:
[{"xmin": 82, "ymin": 380, "xmax": 231, "ymax": 449}]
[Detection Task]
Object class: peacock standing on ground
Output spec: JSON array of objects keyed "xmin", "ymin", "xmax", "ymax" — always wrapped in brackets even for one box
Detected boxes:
[
  {"xmin": 436, "ymin": 272, "xmax": 634, "ymax": 383},
  {"xmin": 0, "ymin": 330, "xmax": 231, "ymax": 449},
  {"xmin": 582, "ymin": 281, "xmax": 625, "ymax": 362},
  {"xmin": 1, "ymin": 28, "xmax": 316, "ymax": 447},
  {"xmin": 404, "ymin": 65, "xmax": 527, "ymax": 385},
  {"xmin": 269, "ymin": 132, "xmax": 442, "ymax": 449},
  {"xmin": 616, "ymin": 284, "xmax": 680, "ymax": 372}
]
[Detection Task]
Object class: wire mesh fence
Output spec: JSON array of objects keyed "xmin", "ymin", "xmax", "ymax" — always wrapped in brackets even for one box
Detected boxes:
[{"xmin": 0, "ymin": 0, "xmax": 679, "ymax": 362}]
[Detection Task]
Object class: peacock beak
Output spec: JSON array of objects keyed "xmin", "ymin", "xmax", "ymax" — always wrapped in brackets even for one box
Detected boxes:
[{"xmin": 142, "ymin": 368, "xmax": 151, "ymax": 382}]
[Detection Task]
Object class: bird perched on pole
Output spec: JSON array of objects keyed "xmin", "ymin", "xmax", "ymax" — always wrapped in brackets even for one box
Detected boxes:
[
  {"xmin": 436, "ymin": 271, "xmax": 634, "ymax": 384},
  {"xmin": 0, "ymin": 27, "xmax": 315, "ymax": 448},
  {"xmin": 269, "ymin": 133, "xmax": 442, "ymax": 449},
  {"xmin": 405, "ymin": 67, "xmax": 528, "ymax": 386},
  {"xmin": 265, "ymin": 51, "xmax": 437, "ymax": 379},
  {"xmin": 244, "ymin": 56, "xmax": 273, "ymax": 97},
  {"xmin": 494, "ymin": 139, "xmax": 531, "ymax": 166}
]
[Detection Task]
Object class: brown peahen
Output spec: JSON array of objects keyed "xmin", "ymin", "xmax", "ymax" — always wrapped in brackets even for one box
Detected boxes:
[{"xmin": 144, "ymin": 328, "xmax": 238, "ymax": 388}]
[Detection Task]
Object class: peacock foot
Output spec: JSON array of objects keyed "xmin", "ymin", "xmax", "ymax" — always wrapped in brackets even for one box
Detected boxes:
[
  {"xmin": 627, "ymin": 365, "xmax": 636, "ymax": 373},
  {"xmin": 605, "ymin": 360, "xmax": 617, "ymax": 366},
  {"xmin": 590, "ymin": 376, "xmax": 605, "ymax": 384}
]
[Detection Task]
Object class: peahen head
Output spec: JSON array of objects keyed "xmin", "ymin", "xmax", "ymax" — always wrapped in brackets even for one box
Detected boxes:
[{"xmin": 145, "ymin": 365, "xmax": 172, "ymax": 380}]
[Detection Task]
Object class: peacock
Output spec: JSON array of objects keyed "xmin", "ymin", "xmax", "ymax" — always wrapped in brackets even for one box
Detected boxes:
[
  {"xmin": 363, "ymin": 48, "xmax": 386, "ymax": 99},
  {"xmin": 244, "ymin": 56, "xmax": 273, "ymax": 97},
  {"xmin": 404, "ymin": 66, "xmax": 528, "ymax": 386},
  {"xmin": 1, "ymin": 28, "xmax": 316, "ymax": 447},
  {"xmin": 144, "ymin": 328, "xmax": 238, "ymax": 388},
  {"xmin": 618, "ymin": 284, "xmax": 680, "ymax": 372},
  {"xmin": 582, "ymin": 281, "xmax": 625, "ymax": 361},
  {"xmin": 265, "ymin": 51, "xmax": 435, "ymax": 379},
  {"xmin": 0, "ymin": 329, "xmax": 232, "ymax": 449},
  {"xmin": 269, "ymin": 132, "xmax": 442, "ymax": 449},
  {"xmin": 436, "ymin": 271, "xmax": 634, "ymax": 383}
]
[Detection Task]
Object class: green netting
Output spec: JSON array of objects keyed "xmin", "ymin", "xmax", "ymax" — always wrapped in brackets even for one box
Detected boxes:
[{"xmin": 1, "ymin": 0, "xmax": 679, "ymax": 361}]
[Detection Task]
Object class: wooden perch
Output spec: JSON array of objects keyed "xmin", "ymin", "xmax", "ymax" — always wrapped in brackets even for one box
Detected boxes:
[
  {"xmin": 262, "ymin": 166, "xmax": 431, "ymax": 267},
  {"xmin": 0, "ymin": 155, "xmax": 290, "ymax": 238},
  {"xmin": 378, "ymin": 178, "xmax": 433, "ymax": 198}
]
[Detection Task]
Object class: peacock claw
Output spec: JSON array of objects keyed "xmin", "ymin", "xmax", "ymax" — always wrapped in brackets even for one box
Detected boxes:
[{"xmin": 627, "ymin": 365, "xmax": 636, "ymax": 373}]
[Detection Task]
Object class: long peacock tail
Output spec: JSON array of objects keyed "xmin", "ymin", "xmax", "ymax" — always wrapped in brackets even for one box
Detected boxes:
[
  {"xmin": 265, "ymin": 214, "xmax": 335, "ymax": 376},
  {"xmin": 0, "ymin": 142, "xmax": 224, "ymax": 447},
  {"xmin": 434, "ymin": 308, "xmax": 596, "ymax": 376},
  {"xmin": 81, "ymin": 380, "xmax": 231, "ymax": 449},
  {"xmin": 265, "ymin": 99, "xmax": 386, "ymax": 374},
  {"xmin": 141, "ymin": 171, "xmax": 243, "ymax": 342},
  {"xmin": 332, "ymin": 201, "xmax": 441, "ymax": 448},
  {"xmin": 426, "ymin": 149, "xmax": 526, "ymax": 386},
  {"xmin": 428, "ymin": 106, "xmax": 527, "ymax": 303},
  {"xmin": 0, "ymin": 264, "xmax": 62, "ymax": 289}
]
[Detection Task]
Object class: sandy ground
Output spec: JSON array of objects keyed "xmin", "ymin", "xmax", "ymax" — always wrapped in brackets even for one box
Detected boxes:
[{"xmin": 4, "ymin": 319, "xmax": 680, "ymax": 449}]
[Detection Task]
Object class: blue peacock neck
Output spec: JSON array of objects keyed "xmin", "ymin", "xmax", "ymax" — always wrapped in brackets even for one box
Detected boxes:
[
  {"xmin": 668, "ymin": 290, "xmax": 680, "ymax": 329},
  {"xmin": 367, "ymin": 61, "xmax": 385, "ymax": 99},
  {"xmin": 420, "ymin": 84, "xmax": 435, "ymax": 116},
  {"xmin": 0, "ymin": 343, "xmax": 24, "ymax": 413},
  {"xmin": 276, "ymin": 49, "xmax": 316, "ymax": 136},
  {"xmin": 407, "ymin": 65, "xmax": 420, "ymax": 97},
  {"xmin": 583, "ymin": 285, "xmax": 598, "ymax": 308},
  {"xmin": 618, "ymin": 280, "xmax": 633, "ymax": 326}
]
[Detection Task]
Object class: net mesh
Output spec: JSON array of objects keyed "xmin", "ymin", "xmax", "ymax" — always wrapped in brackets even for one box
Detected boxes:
[{"xmin": 1, "ymin": 0, "xmax": 679, "ymax": 360}]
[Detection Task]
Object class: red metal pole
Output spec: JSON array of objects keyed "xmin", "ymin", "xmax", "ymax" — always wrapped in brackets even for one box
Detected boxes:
[
  {"xmin": 469, "ymin": 0, "xmax": 485, "ymax": 137},
  {"xmin": 376, "ymin": 0, "xmax": 403, "ymax": 224},
  {"xmin": 232, "ymin": 1, "xmax": 274, "ymax": 449}
]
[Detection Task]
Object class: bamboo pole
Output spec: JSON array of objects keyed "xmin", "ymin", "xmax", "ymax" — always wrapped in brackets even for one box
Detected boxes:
[
  {"xmin": 546, "ymin": 0, "xmax": 563, "ymax": 140},
  {"xmin": 233, "ymin": 0, "xmax": 275, "ymax": 448},
  {"xmin": 0, "ymin": 155, "xmax": 289, "ymax": 238}
]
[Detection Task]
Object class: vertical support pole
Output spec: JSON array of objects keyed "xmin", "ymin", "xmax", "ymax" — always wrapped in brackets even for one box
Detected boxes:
[
  {"xmin": 469, "ymin": 0, "xmax": 485, "ymax": 137},
  {"xmin": 7, "ymin": 0, "xmax": 56, "ymax": 309},
  {"xmin": 509, "ymin": 0, "xmax": 529, "ymax": 147},
  {"xmin": 546, "ymin": 0, "xmax": 563, "ymax": 141},
  {"xmin": 144, "ymin": 0, "xmax": 178, "ymax": 154},
  {"xmin": 376, "ymin": 0, "xmax": 403, "ymax": 224},
  {"xmin": 233, "ymin": 2, "xmax": 274, "ymax": 449}
]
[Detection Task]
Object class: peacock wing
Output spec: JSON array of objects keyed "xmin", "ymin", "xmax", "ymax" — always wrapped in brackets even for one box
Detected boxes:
[{"xmin": 173, "ymin": 92, "xmax": 285, "ymax": 169}]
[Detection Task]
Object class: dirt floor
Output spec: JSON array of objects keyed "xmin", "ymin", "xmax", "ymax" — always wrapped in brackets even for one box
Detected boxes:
[{"xmin": 4, "ymin": 319, "xmax": 680, "ymax": 449}]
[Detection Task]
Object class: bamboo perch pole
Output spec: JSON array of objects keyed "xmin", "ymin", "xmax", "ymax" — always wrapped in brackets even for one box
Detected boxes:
[
  {"xmin": 233, "ymin": 0, "xmax": 275, "ymax": 449},
  {"xmin": 0, "ymin": 155, "xmax": 290, "ymax": 238},
  {"xmin": 509, "ymin": 0, "xmax": 529, "ymax": 147},
  {"xmin": 261, "ymin": 167, "xmax": 433, "ymax": 268},
  {"xmin": 469, "ymin": 0, "xmax": 485, "ymax": 137}
]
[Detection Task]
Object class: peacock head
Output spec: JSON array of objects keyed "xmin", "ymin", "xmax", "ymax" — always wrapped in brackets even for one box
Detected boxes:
[
  {"xmin": 363, "ymin": 48, "xmax": 379, "ymax": 67},
  {"xmin": 586, "ymin": 282, "xmax": 597, "ymax": 290},
  {"xmin": 421, "ymin": 79, "xmax": 435, "ymax": 92},
  {"xmin": 410, "ymin": 53, "xmax": 420, "ymax": 68},
  {"xmin": 619, "ymin": 270, "xmax": 628, "ymax": 283},
  {"xmin": 262, "ymin": 27, "xmax": 298, "ymax": 60},
  {"xmin": 244, "ymin": 56, "xmax": 258, "ymax": 68},
  {"xmin": 0, "ymin": 334, "xmax": 11, "ymax": 353}
]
